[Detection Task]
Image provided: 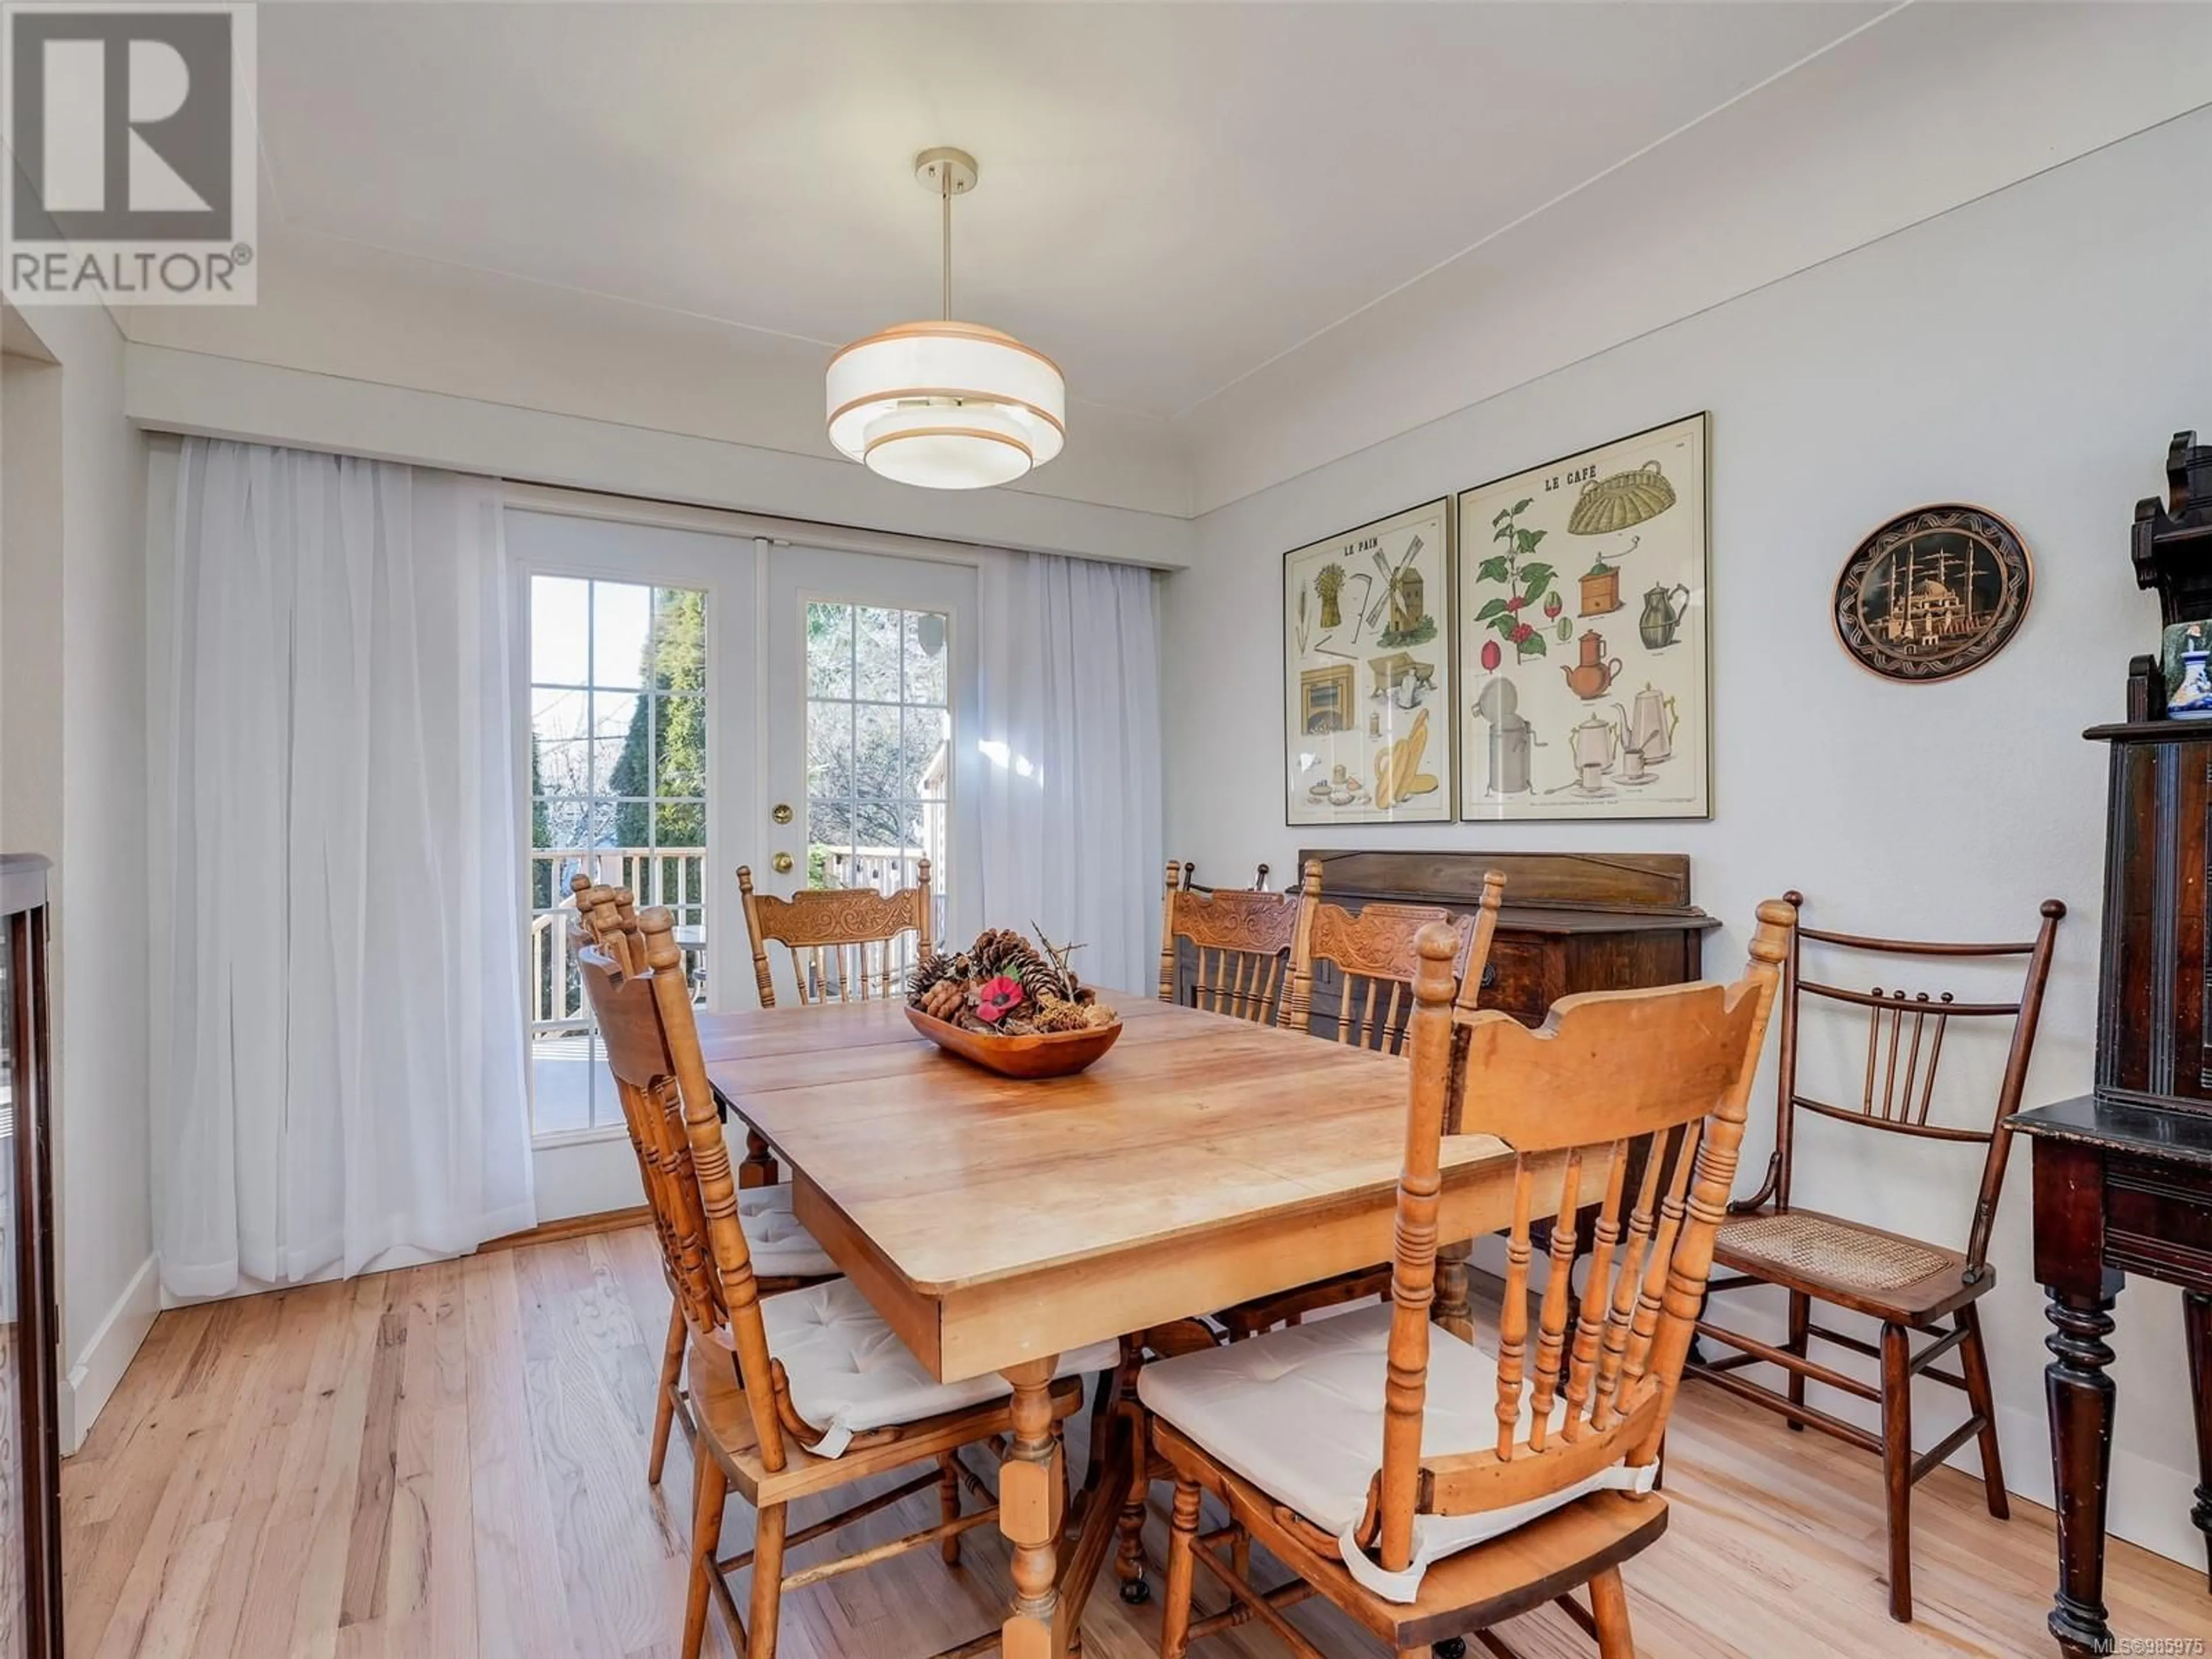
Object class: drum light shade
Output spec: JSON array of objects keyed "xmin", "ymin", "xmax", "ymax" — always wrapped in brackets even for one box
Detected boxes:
[{"xmin": 826, "ymin": 320, "xmax": 1066, "ymax": 491}]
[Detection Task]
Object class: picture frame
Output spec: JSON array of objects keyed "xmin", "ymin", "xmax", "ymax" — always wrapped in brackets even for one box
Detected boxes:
[
  {"xmin": 1282, "ymin": 499, "xmax": 1455, "ymax": 825},
  {"xmin": 1456, "ymin": 413, "xmax": 1711, "ymax": 821}
]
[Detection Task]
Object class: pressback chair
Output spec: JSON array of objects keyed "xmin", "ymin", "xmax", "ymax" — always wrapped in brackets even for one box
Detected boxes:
[
  {"xmin": 732, "ymin": 858, "xmax": 932, "ymax": 1187},
  {"xmin": 1280, "ymin": 858, "xmax": 1480, "ymax": 1053},
  {"xmin": 574, "ymin": 901, "xmax": 1115, "ymax": 1659},
  {"xmin": 1157, "ymin": 859, "xmax": 1300, "ymax": 1024},
  {"xmin": 1688, "ymin": 890, "xmax": 2064, "ymax": 1622},
  {"xmin": 1217, "ymin": 862, "xmax": 1497, "ymax": 1342},
  {"xmin": 737, "ymin": 859, "xmax": 933, "ymax": 1008},
  {"xmin": 569, "ymin": 878, "xmax": 836, "ymax": 1487},
  {"xmin": 1141, "ymin": 903, "xmax": 1790, "ymax": 1659}
]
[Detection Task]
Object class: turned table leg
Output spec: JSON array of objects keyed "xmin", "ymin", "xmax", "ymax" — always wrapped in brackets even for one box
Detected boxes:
[
  {"xmin": 1001, "ymin": 1358, "xmax": 1069, "ymax": 1659},
  {"xmin": 2188, "ymin": 1290, "xmax": 2212, "ymax": 1593},
  {"xmin": 1433, "ymin": 1241, "xmax": 1474, "ymax": 1343},
  {"xmin": 2044, "ymin": 1275, "xmax": 2122, "ymax": 1658}
]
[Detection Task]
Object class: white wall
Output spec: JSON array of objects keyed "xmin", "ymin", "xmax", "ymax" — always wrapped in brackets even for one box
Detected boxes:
[
  {"xmin": 1, "ymin": 299, "xmax": 156, "ymax": 1450},
  {"xmin": 1165, "ymin": 107, "xmax": 2212, "ymax": 1561}
]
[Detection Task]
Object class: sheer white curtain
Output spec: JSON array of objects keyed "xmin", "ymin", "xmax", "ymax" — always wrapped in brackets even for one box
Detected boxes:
[
  {"xmin": 153, "ymin": 438, "xmax": 535, "ymax": 1297},
  {"xmin": 974, "ymin": 552, "xmax": 1163, "ymax": 993}
]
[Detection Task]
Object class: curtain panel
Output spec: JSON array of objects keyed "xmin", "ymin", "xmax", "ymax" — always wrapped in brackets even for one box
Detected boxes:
[
  {"xmin": 975, "ymin": 552, "xmax": 1164, "ymax": 995},
  {"xmin": 153, "ymin": 439, "xmax": 535, "ymax": 1297}
]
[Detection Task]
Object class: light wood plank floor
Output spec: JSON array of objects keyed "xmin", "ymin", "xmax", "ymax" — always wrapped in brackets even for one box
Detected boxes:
[{"xmin": 63, "ymin": 1226, "xmax": 2210, "ymax": 1658}]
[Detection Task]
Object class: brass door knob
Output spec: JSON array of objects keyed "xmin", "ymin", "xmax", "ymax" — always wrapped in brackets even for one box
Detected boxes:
[
  {"xmin": 771, "ymin": 852, "xmax": 795, "ymax": 874},
  {"xmin": 772, "ymin": 803, "xmax": 793, "ymax": 825}
]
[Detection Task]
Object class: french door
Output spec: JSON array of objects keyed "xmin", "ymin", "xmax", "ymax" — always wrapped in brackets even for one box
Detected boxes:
[
  {"xmin": 512, "ymin": 505, "xmax": 977, "ymax": 1205},
  {"xmin": 758, "ymin": 546, "xmax": 978, "ymax": 1005}
]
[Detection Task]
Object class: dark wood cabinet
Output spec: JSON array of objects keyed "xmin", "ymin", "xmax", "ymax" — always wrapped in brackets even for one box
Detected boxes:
[
  {"xmin": 1292, "ymin": 848, "xmax": 1716, "ymax": 1027},
  {"xmin": 0, "ymin": 855, "xmax": 61, "ymax": 1659},
  {"xmin": 2016, "ymin": 711, "xmax": 2212, "ymax": 1656}
]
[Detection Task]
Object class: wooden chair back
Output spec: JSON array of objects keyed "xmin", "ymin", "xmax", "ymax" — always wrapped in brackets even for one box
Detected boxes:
[
  {"xmin": 1156, "ymin": 858, "xmax": 1301, "ymax": 1024},
  {"xmin": 1362, "ymin": 901, "xmax": 1791, "ymax": 1575},
  {"xmin": 737, "ymin": 860, "xmax": 933, "ymax": 1009},
  {"xmin": 571, "ymin": 886, "xmax": 789, "ymax": 1474},
  {"xmin": 1754, "ymin": 891, "xmax": 2065, "ymax": 1277},
  {"xmin": 1281, "ymin": 858, "xmax": 1480, "ymax": 1052}
]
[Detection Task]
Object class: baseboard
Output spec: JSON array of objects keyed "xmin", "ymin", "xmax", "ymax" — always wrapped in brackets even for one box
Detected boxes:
[
  {"xmin": 60, "ymin": 1252, "xmax": 158, "ymax": 1455},
  {"xmin": 479, "ymin": 1205, "xmax": 649, "ymax": 1252}
]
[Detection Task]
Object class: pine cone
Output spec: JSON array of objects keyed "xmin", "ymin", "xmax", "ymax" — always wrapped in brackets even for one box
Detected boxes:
[
  {"xmin": 918, "ymin": 980, "xmax": 967, "ymax": 1022},
  {"xmin": 1031, "ymin": 995, "xmax": 1090, "ymax": 1033},
  {"xmin": 971, "ymin": 928, "xmax": 1059, "ymax": 995},
  {"xmin": 907, "ymin": 948, "xmax": 963, "ymax": 1002}
]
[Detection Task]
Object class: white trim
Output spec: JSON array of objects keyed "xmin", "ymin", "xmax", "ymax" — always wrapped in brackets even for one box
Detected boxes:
[
  {"xmin": 60, "ymin": 1252, "xmax": 158, "ymax": 1453},
  {"xmin": 122, "ymin": 344, "xmax": 1195, "ymax": 569},
  {"xmin": 501, "ymin": 481, "xmax": 993, "ymax": 571}
]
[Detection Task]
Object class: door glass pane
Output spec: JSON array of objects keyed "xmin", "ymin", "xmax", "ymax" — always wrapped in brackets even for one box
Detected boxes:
[
  {"xmin": 526, "ymin": 577, "xmax": 708, "ymax": 1141},
  {"xmin": 801, "ymin": 600, "xmax": 952, "ymax": 952}
]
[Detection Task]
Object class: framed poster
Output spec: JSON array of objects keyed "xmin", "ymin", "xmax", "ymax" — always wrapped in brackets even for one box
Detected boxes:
[
  {"xmin": 1283, "ymin": 499, "xmax": 1453, "ymax": 825},
  {"xmin": 1456, "ymin": 414, "xmax": 1711, "ymax": 820}
]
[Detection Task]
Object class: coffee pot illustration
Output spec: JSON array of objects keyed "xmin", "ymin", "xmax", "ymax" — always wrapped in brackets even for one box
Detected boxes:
[
  {"xmin": 1474, "ymin": 676, "xmax": 1537, "ymax": 796},
  {"xmin": 1568, "ymin": 712, "xmax": 1620, "ymax": 794},
  {"xmin": 1638, "ymin": 581, "xmax": 1692, "ymax": 650},
  {"xmin": 1623, "ymin": 683, "xmax": 1680, "ymax": 764},
  {"xmin": 1561, "ymin": 630, "xmax": 1623, "ymax": 700}
]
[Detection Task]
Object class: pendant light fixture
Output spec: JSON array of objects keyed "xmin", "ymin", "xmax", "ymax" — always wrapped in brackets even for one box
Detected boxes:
[{"xmin": 826, "ymin": 148, "xmax": 1066, "ymax": 491}]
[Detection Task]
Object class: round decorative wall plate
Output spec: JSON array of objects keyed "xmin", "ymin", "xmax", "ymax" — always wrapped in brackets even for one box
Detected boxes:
[{"xmin": 1832, "ymin": 504, "xmax": 2032, "ymax": 682}]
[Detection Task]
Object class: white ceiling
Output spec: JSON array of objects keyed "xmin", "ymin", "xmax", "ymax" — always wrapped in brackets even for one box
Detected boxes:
[
  {"xmin": 249, "ymin": 2, "xmax": 1887, "ymax": 423},
  {"xmin": 124, "ymin": 3, "xmax": 2212, "ymax": 535}
]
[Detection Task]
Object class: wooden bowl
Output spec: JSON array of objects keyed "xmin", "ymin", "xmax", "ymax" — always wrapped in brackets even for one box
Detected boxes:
[{"xmin": 903, "ymin": 1006, "xmax": 1123, "ymax": 1079}]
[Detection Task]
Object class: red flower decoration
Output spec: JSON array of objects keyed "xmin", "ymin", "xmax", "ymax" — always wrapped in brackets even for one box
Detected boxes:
[
  {"xmin": 1511, "ymin": 622, "xmax": 1535, "ymax": 645},
  {"xmin": 975, "ymin": 975, "xmax": 1027, "ymax": 1025},
  {"xmin": 1505, "ymin": 595, "xmax": 1526, "ymax": 612}
]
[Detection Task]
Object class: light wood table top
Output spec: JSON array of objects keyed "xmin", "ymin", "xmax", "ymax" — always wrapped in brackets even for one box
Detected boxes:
[{"xmin": 699, "ymin": 994, "xmax": 1525, "ymax": 1384}]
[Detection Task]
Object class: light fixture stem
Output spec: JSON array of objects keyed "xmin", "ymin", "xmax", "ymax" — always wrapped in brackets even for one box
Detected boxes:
[{"xmin": 941, "ymin": 167, "xmax": 952, "ymax": 320}]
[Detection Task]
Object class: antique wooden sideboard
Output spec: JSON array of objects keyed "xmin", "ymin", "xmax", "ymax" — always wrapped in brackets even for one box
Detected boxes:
[{"xmin": 1294, "ymin": 847, "xmax": 1716, "ymax": 1024}]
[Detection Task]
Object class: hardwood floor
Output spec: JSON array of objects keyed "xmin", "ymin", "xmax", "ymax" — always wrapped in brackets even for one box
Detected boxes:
[{"xmin": 63, "ymin": 1226, "xmax": 2209, "ymax": 1658}]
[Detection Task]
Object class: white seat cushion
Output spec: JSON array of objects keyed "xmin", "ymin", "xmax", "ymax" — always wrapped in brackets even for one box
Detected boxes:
[
  {"xmin": 766, "ymin": 1278, "xmax": 1120, "ymax": 1459},
  {"xmin": 739, "ymin": 1183, "xmax": 838, "ymax": 1279},
  {"xmin": 1137, "ymin": 1302, "xmax": 1654, "ymax": 1603}
]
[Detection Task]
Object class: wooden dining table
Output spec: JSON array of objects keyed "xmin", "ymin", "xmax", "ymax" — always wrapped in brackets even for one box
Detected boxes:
[{"xmin": 697, "ymin": 991, "xmax": 1539, "ymax": 1659}]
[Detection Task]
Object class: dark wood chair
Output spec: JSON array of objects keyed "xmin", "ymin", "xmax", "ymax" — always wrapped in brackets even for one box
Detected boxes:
[
  {"xmin": 1157, "ymin": 859, "xmax": 1300, "ymax": 1024},
  {"xmin": 1687, "ymin": 889, "xmax": 2065, "ymax": 1622},
  {"xmin": 1143, "ymin": 903, "xmax": 1791, "ymax": 1659}
]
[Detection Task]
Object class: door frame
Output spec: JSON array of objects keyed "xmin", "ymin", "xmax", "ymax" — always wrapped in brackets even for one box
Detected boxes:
[{"xmin": 503, "ymin": 486, "xmax": 991, "ymax": 1217}]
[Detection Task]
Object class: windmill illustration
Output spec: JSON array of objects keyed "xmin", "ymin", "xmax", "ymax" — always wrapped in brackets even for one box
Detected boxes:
[{"xmin": 1363, "ymin": 533, "xmax": 1429, "ymax": 642}]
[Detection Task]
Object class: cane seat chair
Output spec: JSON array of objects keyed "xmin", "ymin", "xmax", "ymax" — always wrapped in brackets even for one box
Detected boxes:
[
  {"xmin": 570, "ymin": 881, "xmax": 840, "ymax": 1486},
  {"xmin": 1688, "ymin": 890, "xmax": 2064, "ymax": 1622},
  {"xmin": 1142, "ymin": 902, "xmax": 1790, "ymax": 1659},
  {"xmin": 1215, "ymin": 861, "xmax": 1498, "ymax": 1343},
  {"xmin": 574, "ymin": 900, "xmax": 1118, "ymax": 1659},
  {"xmin": 1157, "ymin": 859, "xmax": 1301, "ymax": 1024}
]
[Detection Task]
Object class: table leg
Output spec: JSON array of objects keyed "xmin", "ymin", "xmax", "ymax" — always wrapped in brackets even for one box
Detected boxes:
[
  {"xmin": 1001, "ymin": 1358, "xmax": 1068, "ymax": 1659},
  {"xmin": 2188, "ymin": 1290, "xmax": 2212, "ymax": 1593},
  {"xmin": 2044, "ymin": 1275, "xmax": 2122, "ymax": 1659},
  {"xmin": 1434, "ymin": 1241, "xmax": 1474, "ymax": 1342}
]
